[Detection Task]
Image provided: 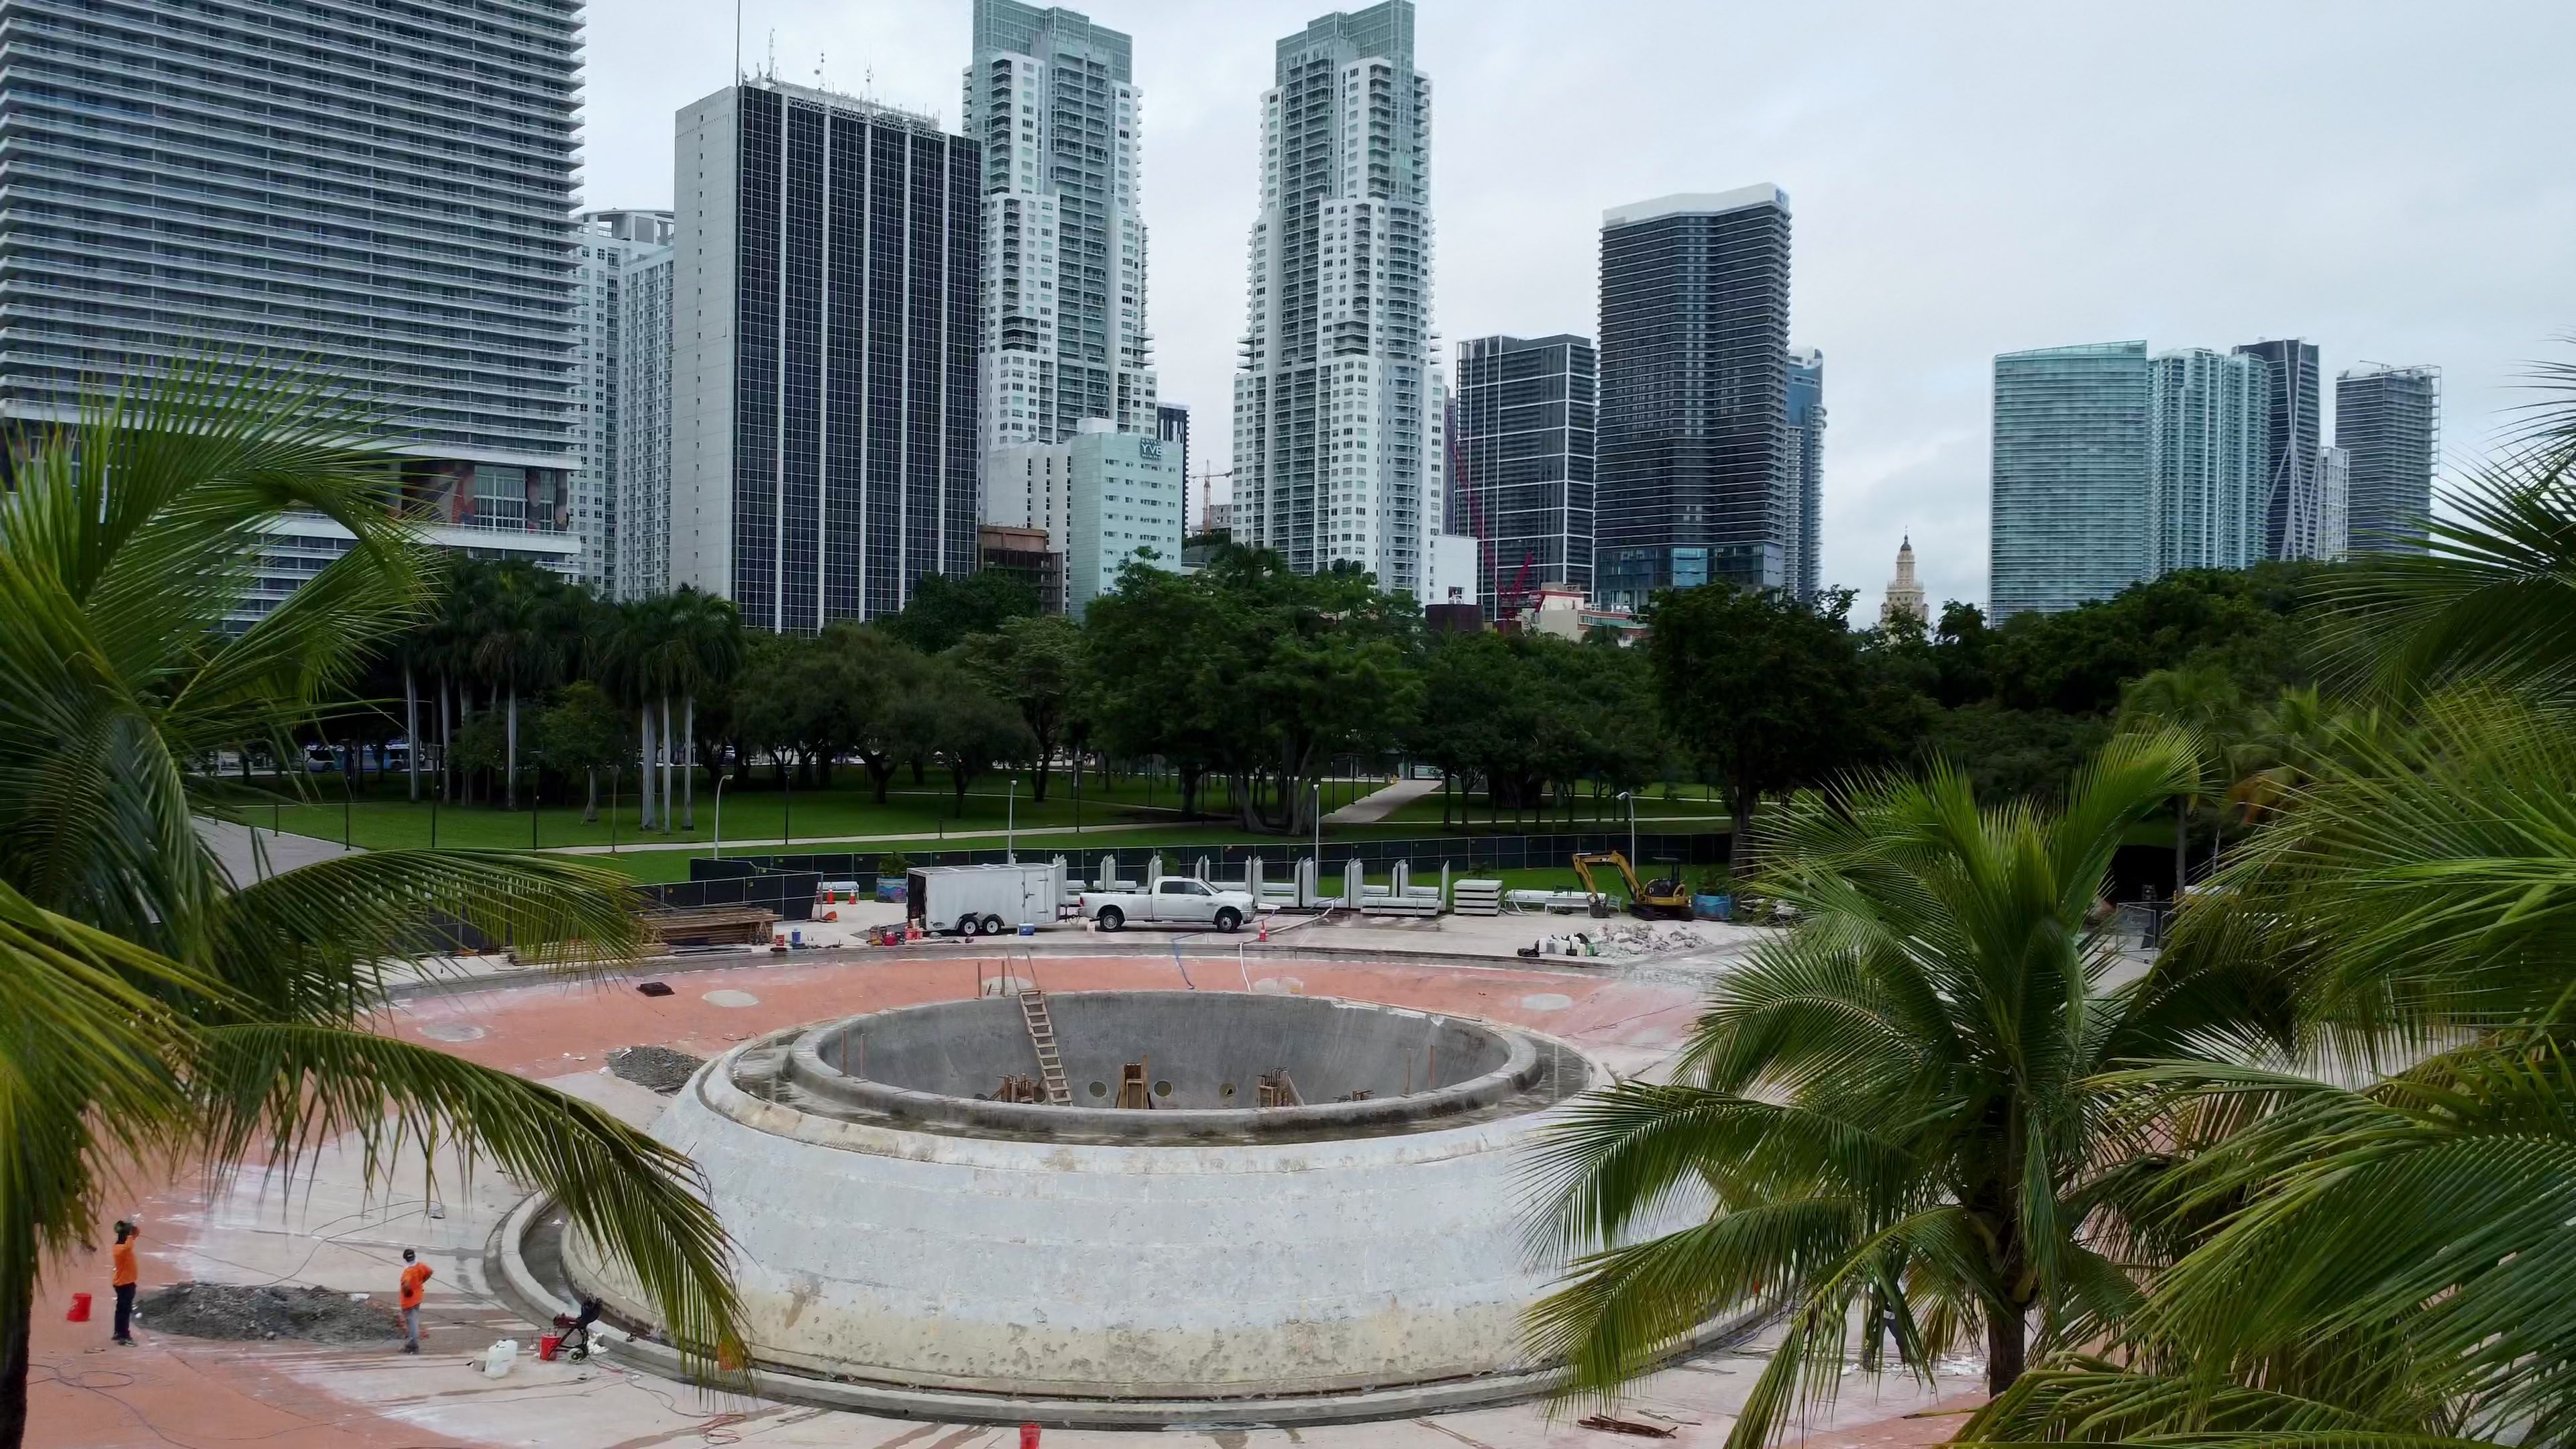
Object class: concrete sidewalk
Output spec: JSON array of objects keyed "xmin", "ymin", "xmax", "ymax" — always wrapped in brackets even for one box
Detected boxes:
[
  {"xmin": 196, "ymin": 816, "xmax": 360, "ymax": 884},
  {"xmin": 1320, "ymin": 777, "xmax": 1442, "ymax": 825}
]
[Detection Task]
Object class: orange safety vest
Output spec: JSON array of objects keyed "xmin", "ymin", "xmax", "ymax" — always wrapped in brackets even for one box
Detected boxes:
[
  {"xmin": 111, "ymin": 1235, "xmax": 138, "ymax": 1288},
  {"xmin": 399, "ymin": 1262, "xmax": 431, "ymax": 1309}
]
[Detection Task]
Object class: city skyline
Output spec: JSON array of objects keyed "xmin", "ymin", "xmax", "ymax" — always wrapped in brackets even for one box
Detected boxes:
[{"xmin": 582, "ymin": 0, "xmax": 2575, "ymax": 621}]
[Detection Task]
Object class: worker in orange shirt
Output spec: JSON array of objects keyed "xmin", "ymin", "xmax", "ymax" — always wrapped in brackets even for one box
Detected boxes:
[
  {"xmin": 109, "ymin": 1220, "xmax": 140, "ymax": 1346},
  {"xmin": 397, "ymin": 1248, "xmax": 431, "ymax": 1353}
]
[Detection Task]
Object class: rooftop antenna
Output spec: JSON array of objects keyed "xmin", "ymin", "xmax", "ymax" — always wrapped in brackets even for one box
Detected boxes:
[
  {"xmin": 733, "ymin": 0, "xmax": 741, "ymax": 83},
  {"xmin": 816, "ymin": 49, "xmax": 826, "ymax": 90},
  {"xmin": 766, "ymin": 29, "xmax": 776, "ymax": 82}
]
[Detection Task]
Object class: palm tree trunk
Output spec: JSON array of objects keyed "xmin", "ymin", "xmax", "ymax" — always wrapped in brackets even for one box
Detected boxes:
[
  {"xmin": 2174, "ymin": 797, "xmax": 2188, "ymax": 894},
  {"xmin": 659, "ymin": 696, "xmax": 674, "ymax": 833},
  {"xmin": 0, "ymin": 1211, "xmax": 30, "ymax": 1449},
  {"xmin": 682, "ymin": 696, "xmax": 697, "ymax": 829},
  {"xmin": 1985, "ymin": 1301, "xmax": 2028, "ymax": 1393},
  {"xmin": 638, "ymin": 707, "xmax": 657, "ymax": 829},
  {"xmin": 404, "ymin": 663, "xmax": 420, "ymax": 802},
  {"xmin": 439, "ymin": 674, "xmax": 453, "ymax": 804},
  {"xmin": 505, "ymin": 685, "xmax": 519, "ymax": 810},
  {"xmin": 584, "ymin": 768, "xmax": 599, "ymax": 824}
]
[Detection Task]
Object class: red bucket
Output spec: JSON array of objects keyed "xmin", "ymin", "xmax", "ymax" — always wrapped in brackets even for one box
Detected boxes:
[
  {"xmin": 537, "ymin": 1332, "xmax": 563, "ymax": 1361},
  {"xmin": 1020, "ymin": 1426, "xmax": 1041, "ymax": 1449},
  {"xmin": 66, "ymin": 1292, "xmax": 91, "ymax": 1322}
]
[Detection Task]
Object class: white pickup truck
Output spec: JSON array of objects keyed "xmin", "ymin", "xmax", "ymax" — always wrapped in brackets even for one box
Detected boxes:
[{"xmin": 1079, "ymin": 876, "xmax": 1256, "ymax": 934}]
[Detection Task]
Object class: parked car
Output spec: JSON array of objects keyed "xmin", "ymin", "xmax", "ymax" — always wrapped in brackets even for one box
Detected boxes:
[{"xmin": 1077, "ymin": 876, "xmax": 1254, "ymax": 934}]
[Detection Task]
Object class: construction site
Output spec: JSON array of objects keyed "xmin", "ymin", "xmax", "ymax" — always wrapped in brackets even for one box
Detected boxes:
[{"xmin": 31, "ymin": 875, "xmax": 1983, "ymax": 1448}]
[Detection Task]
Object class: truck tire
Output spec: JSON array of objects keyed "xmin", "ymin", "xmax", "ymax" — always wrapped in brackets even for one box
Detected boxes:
[
  {"xmin": 957, "ymin": 915, "xmax": 981, "ymax": 939},
  {"xmin": 1213, "ymin": 908, "xmax": 1242, "ymax": 934},
  {"xmin": 1096, "ymin": 906, "xmax": 1124, "ymax": 932},
  {"xmin": 981, "ymin": 914, "xmax": 1006, "ymax": 936}
]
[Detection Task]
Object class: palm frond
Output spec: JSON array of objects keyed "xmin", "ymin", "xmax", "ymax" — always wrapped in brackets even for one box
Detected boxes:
[
  {"xmin": 190, "ymin": 1024, "xmax": 743, "ymax": 1369},
  {"xmin": 205, "ymin": 850, "xmax": 647, "ymax": 1017}
]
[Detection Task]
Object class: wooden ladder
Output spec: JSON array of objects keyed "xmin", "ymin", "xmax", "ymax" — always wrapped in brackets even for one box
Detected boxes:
[{"xmin": 1018, "ymin": 990, "xmax": 1073, "ymax": 1105}]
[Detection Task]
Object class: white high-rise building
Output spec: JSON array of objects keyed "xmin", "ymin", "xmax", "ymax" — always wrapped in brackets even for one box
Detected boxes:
[
  {"xmin": 0, "ymin": 0, "xmax": 586, "ymax": 624},
  {"xmin": 616, "ymin": 245, "xmax": 677, "ymax": 600},
  {"xmin": 965, "ymin": 1, "xmax": 1156, "ymax": 449},
  {"xmin": 2316, "ymin": 444, "xmax": 2351, "ymax": 561},
  {"xmin": 1232, "ymin": 1, "xmax": 1442, "ymax": 596},
  {"xmin": 571, "ymin": 211, "xmax": 674, "ymax": 596},
  {"xmin": 983, "ymin": 419, "xmax": 1181, "ymax": 617}
]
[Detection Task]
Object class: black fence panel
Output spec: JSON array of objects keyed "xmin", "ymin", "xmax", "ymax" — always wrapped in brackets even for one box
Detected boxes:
[
  {"xmin": 638, "ymin": 867, "xmax": 820, "ymax": 920},
  {"xmin": 700, "ymin": 833, "xmax": 1730, "ymax": 892}
]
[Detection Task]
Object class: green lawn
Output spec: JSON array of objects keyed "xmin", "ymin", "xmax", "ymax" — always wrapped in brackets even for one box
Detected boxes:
[{"xmin": 213, "ymin": 765, "xmax": 1734, "ymax": 890}]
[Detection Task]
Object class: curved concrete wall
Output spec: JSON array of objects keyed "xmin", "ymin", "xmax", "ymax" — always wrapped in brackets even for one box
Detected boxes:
[
  {"xmin": 812, "ymin": 991, "xmax": 1513, "ymax": 1108},
  {"xmin": 569, "ymin": 1026, "xmax": 1603, "ymax": 1400}
]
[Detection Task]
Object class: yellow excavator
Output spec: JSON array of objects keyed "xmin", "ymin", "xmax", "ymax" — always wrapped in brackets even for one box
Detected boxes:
[{"xmin": 1570, "ymin": 851, "xmax": 1693, "ymax": 920}]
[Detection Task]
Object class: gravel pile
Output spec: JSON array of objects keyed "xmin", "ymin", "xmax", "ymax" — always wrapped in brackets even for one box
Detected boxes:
[
  {"xmin": 608, "ymin": 1044, "xmax": 705, "ymax": 1095},
  {"xmin": 137, "ymin": 1282, "xmax": 402, "ymax": 1344}
]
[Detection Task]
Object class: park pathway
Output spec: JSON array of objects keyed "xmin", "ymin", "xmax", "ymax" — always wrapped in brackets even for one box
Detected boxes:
[{"xmin": 1321, "ymin": 776, "xmax": 1442, "ymax": 825}]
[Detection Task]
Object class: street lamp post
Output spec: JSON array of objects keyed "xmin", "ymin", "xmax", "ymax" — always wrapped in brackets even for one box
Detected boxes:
[
  {"xmin": 1619, "ymin": 790, "xmax": 1636, "ymax": 869},
  {"xmin": 711, "ymin": 772, "xmax": 730, "ymax": 859},
  {"xmin": 1007, "ymin": 775, "xmax": 1018, "ymax": 863},
  {"xmin": 608, "ymin": 768, "xmax": 619, "ymax": 854},
  {"xmin": 1312, "ymin": 780, "xmax": 1322, "ymax": 894}
]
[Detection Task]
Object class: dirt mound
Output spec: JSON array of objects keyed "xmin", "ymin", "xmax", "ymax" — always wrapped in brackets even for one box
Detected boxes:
[
  {"xmin": 138, "ymin": 1282, "xmax": 402, "ymax": 1343},
  {"xmin": 608, "ymin": 1044, "xmax": 704, "ymax": 1095}
]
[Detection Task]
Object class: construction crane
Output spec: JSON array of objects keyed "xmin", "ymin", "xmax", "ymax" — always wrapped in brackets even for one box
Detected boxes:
[{"xmin": 1570, "ymin": 851, "xmax": 1693, "ymax": 921}]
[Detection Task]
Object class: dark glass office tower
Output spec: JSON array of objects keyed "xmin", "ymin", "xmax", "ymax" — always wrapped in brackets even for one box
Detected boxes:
[
  {"xmin": 1783, "ymin": 348, "xmax": 1825, "ymax": 601},
  {"xmin": 1594, "ymin": 186, "xmax": 1794, "ymax": 609},
  {"xmin": 2337, "ymin": 363, "xmax": 2440, "ymax": 555},
  {"xmin": 670, "ymin": 81, "xmax": 983, "ymax": 632},
  {"xmin": 1454, "ymin": 334, "xmax": 1595, "ymax": 620},
  {"xmin": 2234, "ymin": 338, "xmax": 2322, "ymax": 560},
  {"xmin": 1158, "ymin": 403, "xmax": 1191, "ymax": 482}
]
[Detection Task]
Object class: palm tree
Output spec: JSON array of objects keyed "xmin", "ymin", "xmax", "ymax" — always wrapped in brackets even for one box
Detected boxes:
[
  {"xmin": 462, "ymin": 563, "xmax": 564, "ymax": 810},
  {"xmin": 665, "ymin": 589, "xmax": 743, "ymax": 831},
  {"xmin": 1966, "ymin": 691, "xmax": 2576, "ymax": 1449},
  {"xmin": 1958, "ymin": 362, "xmax": 2576, "ymax": 1449},
  {"xmin": 1525, "ymin": 731, "xmax": 2290, "ymax": 1444},
  {"xmin": 0, "ymin": 367, "xmax": 741, "ymax": 1446},
  {"xmin": 2117, "ymin": 664, "xmax": 2246, "ymax": 892},
  {"xmin": 600, "ymin": 596, "xmax": 684, "ymax": 830}
]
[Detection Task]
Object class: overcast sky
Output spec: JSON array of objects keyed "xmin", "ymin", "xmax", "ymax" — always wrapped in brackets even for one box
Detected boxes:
[{"xmin": 584, "ymin": 1, "xmax": 2576, "ymax": 619}]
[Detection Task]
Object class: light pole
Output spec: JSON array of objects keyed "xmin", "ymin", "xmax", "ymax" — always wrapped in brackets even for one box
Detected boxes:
[
  {"xmin": 1619, "ymin": 790, "xmax": 1636, "ymax": 869},
  {"xmin": 1311, "ymin": 780, "xmax": 1322, "ymax": 890},
  {"xmin": 608, "ymin": 767, "xmax": 619, "ymax": 854},
  {"xmin": 711, "ymin": 772, "xmax": 730, "ymax": 859},
  {"xmin": 1007, "ymin": 774, "xmax": 1018, "ymax": 863}
]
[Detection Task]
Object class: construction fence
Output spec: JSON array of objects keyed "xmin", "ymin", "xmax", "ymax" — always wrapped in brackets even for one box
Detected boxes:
[{"xmin": 663, "ymin": 832, "xmax": 1729, "ymax": 899}]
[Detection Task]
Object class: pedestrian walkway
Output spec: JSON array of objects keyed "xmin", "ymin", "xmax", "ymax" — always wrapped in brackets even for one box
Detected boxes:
[
  {"xmin": 1321, "ymin": 776, "xmax": 1442, "ymax": 825},
  {"xmin": 195, "ymin": 817, "xmax": 359, "ymax": 883}
]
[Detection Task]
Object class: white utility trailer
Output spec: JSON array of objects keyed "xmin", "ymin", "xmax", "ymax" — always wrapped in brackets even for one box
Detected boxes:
[{"xmin": 904, "ymin": 863, "xmax": 1069, "ymax": 938}]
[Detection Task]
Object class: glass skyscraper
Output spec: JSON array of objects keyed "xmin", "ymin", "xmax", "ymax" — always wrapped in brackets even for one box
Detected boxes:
[
  {"xmin": 669, "ymin": 81, "xmax": 983, "ymax": 632},
  {"xmin": 2234, "ymin": 338, "xmax": 2323, "ymax": 561},
  {"xmin": 1232, "ymin": 1, "xmax": 1442, "ymax": 595},
  {"xmin": 1593, "ymin": 186, "xmax": 1794, "ymax": 610},
  {"xmin": 1988, "ymin": 341, "xmax": 2151, "ymax": 620},
  {"xmin": 2149, "ymin": 347, "xmax": 2269, "ymax": 575},
  {"xmin": 1783, "ymin": 348, "xmax": 1825, "ymax": 602},
  {"xmin": 964, "ymin": 1, "xmax": 1155, "ymax": 449},
  {"xmin": 0, "ymin": 0, "xmax": 585, "ymax": 619},
  {"xmin": 2337, "ymin": 363, "xmax": 2440, "ymax": 555},
  {"xmin": 1453, "ymin": 334, "xmax": 1595, "ymax": 619}
]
